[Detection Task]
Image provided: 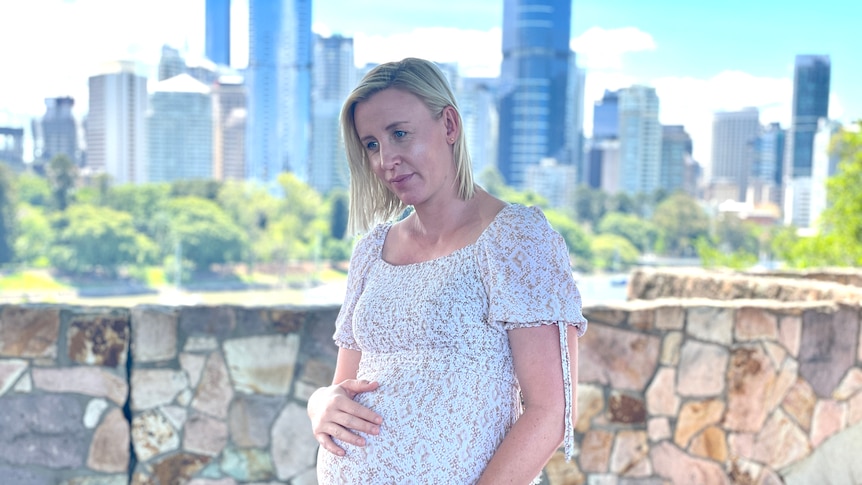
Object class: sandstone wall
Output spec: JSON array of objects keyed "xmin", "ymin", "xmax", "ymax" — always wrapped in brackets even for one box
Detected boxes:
[{"xmin": 1, "ymin": 272, "xmax": 861, "ymax": 484}]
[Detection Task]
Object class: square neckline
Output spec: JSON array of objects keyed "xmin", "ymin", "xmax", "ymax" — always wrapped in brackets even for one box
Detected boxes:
[{"xmin": 377, "ymin": 203, "xmax": 515, "ymax": 268}]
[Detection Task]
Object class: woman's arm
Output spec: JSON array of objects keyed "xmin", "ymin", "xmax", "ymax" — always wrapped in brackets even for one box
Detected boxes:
[
  {"xmin": 477, "ymin": 323, "xmax": 579, "ymax": 484},
  {"xmin": 307, "ymin": 347, "xmax": 383, "ymax": 456}
]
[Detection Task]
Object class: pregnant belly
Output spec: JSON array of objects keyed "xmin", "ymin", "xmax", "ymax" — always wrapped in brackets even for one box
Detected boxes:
[{"xmin": 317, "ymin": 367, "xmax": 518, "ymax": 484}]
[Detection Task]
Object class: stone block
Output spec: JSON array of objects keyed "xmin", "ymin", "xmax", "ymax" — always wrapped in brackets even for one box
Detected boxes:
[
  {"xmin": 688, "ymin": 426, "xmax": 727, "ymax": 462},
  {"xmin": 271, "ymin": 402, "xmax": 318, "ymax": 480},
  {"xmin": 87, "ymin": 407, "xmax": 129, "ymax": 472},
  {"xmin": 580, "ymin": 429, "xmax": 613, "ymax": 473},
  {"xmin": 584, "ymin": 306, "xmax": 627, "ymax": 326},
  {"xmin": 608, "ymin": 393, "xmax": 646, "ymax": 424},
  {"xmin": 810, "ymin": 399, "xmax": 846, "ymax": 447},
  {"xmin": 647, "ymin": 417, "xmax": 670, "ymax": 442},
  {"xmin": 84, "ymin": 398, "xmax": 109, "ymax": 428},
  {"xmin": 779, "ymin": 315, "xmax": 802, "ymax": 357},
  {"xmin": 654, "ymin": 306, "xmax": 684, "ymax": 330},
  {"xmin": 179, "ymin": 306, "xmax": 236, "ymax": 339},
  {"xmin": 0, "ymin": 358, "xmax": 28, "ymax": 396},
  {"xmin": 674, "ymin": 399, "xmax": 724, "ymax": 448},
  {"xmin": 735, "ymin": 307, "xmax": 779, "ymax": 342},
  {"xmin": 68, "ymin": 314, "xmax": 129, "ymax": 367},
  {"xmin": 132, "ymin": 409, "xmax": 180, "ymax": 462},
  {"xmin": 646, "ymin": 367, "xmax": 679, "ymax": 417},
  {"xmin": 650, "ymin": 441, "xmax": 730, "ymax": 485},
  {"xmin": 752, "ymin": 409, "xmax": 810, "ymax": 470},
  {"xmin": 0, "ymin": 306, "xmax": 60, "ymax": 359},
  {"xmin": 628, "ymin": 308, "xmax": 654, "ymax": 331},
  {"xmin": 0, "ymin": 394, "xmax": 88, "ymax": 468},
  {"xmin": 0, "ymin": 465, "xmax": 57, "ymax": 485},
  {"xmin": 576, "ymin": 383, "xmax": 604, "ymax": 433},
  {"xmin": 676, "ymin": 340, "xmax": 728, "ymax": 397},
  {"xmin": 833, "ymin": 366, "xmax": 862, "ymax": 400},
  {"xmin": 229, "ymin": 394, "xmax": 284, "ymax": 448},
  {"xmin": 61, "ymin": 475, "xmax": 128, "ymax": 485},
  {"xmin": 184, "ymin": 412, "xmax": 229, "ymax": 457},
  {"xmin": 659, "ymin": 331, "xmax": 682, "ymax": 366},
  {"xmin": 149, "ymin": 453, "xmax": 212, "ymax": 485},
  {"xmin": 131, "ymin": 369, "xmax": 188, "ymax": 410},
  {"xmin": 686, "ymin": 306, "xmax": 733, "ymax": 346},
  {"xmin": 32, "ymin": 367, "xmax": 128, "ymax": 405},
  {"xmin": 191, "ymin": 352, "xmax": 234, "ymax": 419},
  {"xmin": 132, "ymin": 306, "xmax": 178, "ymax": 363},
  {"xmin": 180, "ymin": 352, "xmax": 207, "ymax": 389},
  {"xmin": 725, "ymin": 344, "xmax": 777, "ymax": 432},
  {"xmin": 798, "ymin": 306, "xmax": 858, "ymax": 398},
  {"xmin": 544, "ymin": 450, "xmax": 585, "ymax": 485},
  {"xmin": 782, "ymin": 378, "xmax": 817, "ymax": 431},
  {"xmin": 219, "ymin": 446, "xmax": 276, "ymax": 482},
  {"xmin": 579, "ymin": 324, "xmax": 660, "ymax": 392},
  {"xmin": 609, "ymin": 430, "xmax": 650, "ymax": 477},
  {"xmin": 224, "ymin": 334, "xmax": 300, "ymax": 395}
]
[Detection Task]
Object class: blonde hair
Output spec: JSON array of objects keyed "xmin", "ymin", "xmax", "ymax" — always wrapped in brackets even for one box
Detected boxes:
[{"xmin": 341, "ymin": 57, "xmax": 474, "ymax": 235}]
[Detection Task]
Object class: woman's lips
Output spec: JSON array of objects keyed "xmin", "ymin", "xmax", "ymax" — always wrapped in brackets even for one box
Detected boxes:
[{"xmin": 389, "ymin": 173, "xmax": 413, "ymax": 185}]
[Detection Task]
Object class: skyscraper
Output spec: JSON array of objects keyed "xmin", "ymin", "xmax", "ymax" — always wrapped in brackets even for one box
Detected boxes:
[
  {"xmin": 618, "ymin": 85, "xmax": 661, "ymax": 195},
  {"xmin": 459, "ymin": 77, "xmax": 499, "ymax": 178},
  {"xmin": 710, "ymin": 108, "xmax": 760, "ymax": 202},
  {"xmin": 86, "ymin": 61, "xmax": 149, "ymax": 184},
  {"xmin": 784, "ymin": 55, "xmax": 830, "ymax": 226},
  {"xmin": 497, "ymin": 0, "xmax": 572, "ymax": 189},
  {"xmin": 787, "ymin": 55, "xmax": 831, "ymax": 179},
  {"xmin": 246, "ymin": 0, "xmax": 312, "ymax": 187},
  {"xmin": 212, "ymin": 75, "xmax": 247, "ymax": 181},
  {"xmin": 32, "ymin": 96, "xmax": 79, "ymax": 166},
  {"xmin": 148, "ymin": 74, "xmax": 213, "ymax": 182},
  {"xmin": 586, "ymin": 89, "xmax": 620, "ymax": 188},
  {"xmin": 660, "ymin": 125, "xmax": 692, "ymax": 193},
  {"xmin": 310, "ymin": 33, "xmax": 355, "ymax": 195},
  {"xmin": 206, "ymin": 0, "xmax": 231, "ymax": 67}
]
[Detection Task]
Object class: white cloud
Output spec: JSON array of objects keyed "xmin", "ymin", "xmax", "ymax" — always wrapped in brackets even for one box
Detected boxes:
[
  {"xmin": 571, "ymin": 26, "xmax": 656, "ymax": 70},
  {"xmin": 351, "ymin": 27, "xmax": 502, "ymax": 78}
]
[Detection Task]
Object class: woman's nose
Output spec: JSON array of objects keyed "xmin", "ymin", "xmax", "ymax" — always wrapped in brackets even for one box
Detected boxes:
[{"xmin": 379, "ymin": 143, "xmax": 400, "ymax": 169}]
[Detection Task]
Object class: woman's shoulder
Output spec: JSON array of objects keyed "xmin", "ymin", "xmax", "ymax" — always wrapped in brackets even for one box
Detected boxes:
[
  {"xmin": 351, "ymin": 222, "xmax": 391, "ymax": 261},
  {"xmin": 486, "ymin": 203, "xmax": 553, "ymax": 239}
]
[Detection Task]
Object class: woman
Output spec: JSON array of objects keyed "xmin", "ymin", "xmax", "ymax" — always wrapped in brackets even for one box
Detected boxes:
[{"xmin": 307, "ymin": 57, "xmax": 587, "ymax": 484}]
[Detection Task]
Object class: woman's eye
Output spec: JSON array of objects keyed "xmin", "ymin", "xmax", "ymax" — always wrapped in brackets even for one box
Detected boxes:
[
  {"xmin": 394, "ymin": 130, "xmax": 406, "ymax": 138},
  {"xmin": 366, "ymin": 140, "xmax": 379, "ymax": 150}
]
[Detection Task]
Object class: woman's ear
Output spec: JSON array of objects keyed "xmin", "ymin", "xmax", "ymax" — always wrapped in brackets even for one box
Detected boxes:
[{"xmin": 443, "ymin": 105, "xmax": 460, "ymax": 143}]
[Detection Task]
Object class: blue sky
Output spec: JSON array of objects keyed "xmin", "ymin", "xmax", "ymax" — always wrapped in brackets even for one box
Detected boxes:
[{"xmin": 1, "ymin": 0, "xmax": 859, "ymax": 170}]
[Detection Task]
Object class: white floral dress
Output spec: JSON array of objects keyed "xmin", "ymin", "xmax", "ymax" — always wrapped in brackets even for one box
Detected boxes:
[{"xmin": 317, "ymin": 204, "xmax": 587, "ymax": 484}]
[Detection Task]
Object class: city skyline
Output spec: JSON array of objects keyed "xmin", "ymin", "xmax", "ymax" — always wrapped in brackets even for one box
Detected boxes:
[{"xmin": 1, "ymin": 0, "xmax": 860, "ymax": 173}]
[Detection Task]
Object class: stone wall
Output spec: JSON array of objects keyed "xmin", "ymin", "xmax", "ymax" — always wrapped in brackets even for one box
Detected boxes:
[{"xmin": 1, "ymin": 269, "xmax": 861, "ymax": 484}]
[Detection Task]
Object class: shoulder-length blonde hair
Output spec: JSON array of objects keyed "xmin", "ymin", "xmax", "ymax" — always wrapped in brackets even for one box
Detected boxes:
[{"xmin": 341, "ymin": 57, "xmax": 474, "ymax": 235}]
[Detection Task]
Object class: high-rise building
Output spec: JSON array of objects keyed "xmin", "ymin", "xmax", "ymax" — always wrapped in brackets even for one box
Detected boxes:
[
  {"xmin": 618, "ymin": 85, "xmax": 661, "ymax": 195},
  {"xmin": 497, "ymin": 0, "xmax": 572, "ymax": 189},
  {"xmin": 309, "ymin": 34, "xmax": 355, "ymax": 195},
  {"xmin": 710, "ymin": 108, "xmax": 759, "ymax": 202},
  {"xmin": 807, "ymin": 119, "xmax": 842, "ymax": 229},
  {"xmin": 86, "ymin": 61, "xmax": 149, "ymax": 184},
  {"xmin": 660, "ymin": 125, "xmax": 692, "ymax": 193},
  {"xmin": 246, "ymin": 0, "xmax": 313, "ymax": 187},
  {"xmin": 32, "ymin": 96, "xmax": 80, "ymax": 166},
  {"xmin": 525, "ymin": 157, "xmax": 577, "ymax": 208},
  {"xmin": 0, "ymin": 127, "xmax": 25, "ymax": 170},
  {"xmin": 585, "ymin": 90, "xmax": 620, "ymax": 189},
  {"xmin": 148, "ymin": 74, "xmax": 213, "ymax": 182},
  {"xmin": 750, "ymin": 122, "xmax": 785, "ymax": 205},
  {"xmin": 212, "ymin": 75, "xmax": 246, "ymax": 181},
  {"xmin": 158, "ymin": 45, "xmax": 187, "ymax": 81},
  {"xmin": 786, "ymin": 55, "xmax": 831, "ymax": 179},
  {"xmin": 784, "ymin": 55, "xmax": 830, "ymax": 227},
  {"xmin": 459, "ymin": 77, "xmax": 499, "ymax": 178},
  {"xmin": 206, "ymin": 0, "xmax": 231, "ymax": 67},
  {"xmin": 567, "ymin": 52, "xmax": 586, "ymax": 181}
]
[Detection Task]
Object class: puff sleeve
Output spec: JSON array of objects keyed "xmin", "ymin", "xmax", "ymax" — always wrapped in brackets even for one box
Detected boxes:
[
  {"xmin": 332, "ymin": 225, "xmax": 386, "ymax": 350},
  {"xmin": 481, "ymin": 205, "xmax": 587, "ymax": 460}
]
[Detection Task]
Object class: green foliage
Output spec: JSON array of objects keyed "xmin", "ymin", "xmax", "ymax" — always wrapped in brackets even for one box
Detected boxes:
[
  {"xmin": 713, "ymin": 214, "xmax": 760, "ymax": 254},
  {"xmin": 0, "ymin": 163, "xmax": 16, "ymax": 264},
  {"xmin": 695, "ymin": 237, "xmax": 758, "ymax": 270},
  {"xmin": 46, "ymin": 154, "xmax": 77, "ymax": 211},
  {"xmin": 170, "ymin": 179, "xmax": 223, "ymax": 201},
  {"xmin": 478, "ymin": 166, "xmax": 549, "ymax": 208},
  {"xmin": 589, "ymin": 234, "xmax": 640, "ymax": 272},
  {"xmin": 49, "ymin": 205, "xmax": 154, "ymax": 276},
  {"xmin": 164, "ymin": 196, "xmax": 247, "ymax": 271},
  {"xmin": 544, "ymin": 209, "xmax": 593, "ymax": 271},
  {"xmin": 328, "ymin": 189, "xmax": 349, "ymax": 241},
  {"xmin": 14, "ymin": 172, "xmax": 51, "ymax": 207},
  {"xmin": 14, "ymin": 204, "xmax": 52, "ymax": 266},
  {"xmin": 572, "ymin": 184, "xmax": 608, "ymax": 227},
  {"xmin": 597, "ymin": 212, "xmax": 657, "ymax": 252},
  {"xmin": 651, "ymin": 192, "xmax": 710, "ymax": 257}
]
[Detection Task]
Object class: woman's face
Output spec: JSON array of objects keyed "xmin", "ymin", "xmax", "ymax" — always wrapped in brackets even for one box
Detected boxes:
[{"xmin": 353, "ymin": 88, "xmax": 459, "ymax": 209}]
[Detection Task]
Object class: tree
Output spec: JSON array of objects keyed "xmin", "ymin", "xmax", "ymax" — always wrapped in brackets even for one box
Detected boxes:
[
  {"xmin": 14, "ymin": 172, "xmax": 51, "ymax": 207},
  {"xmin": 811, "ymin": 122, "xmax": 862, "ymax": 265},
  {"xmin": 651, "ymin": 192, "xmax": 710, "ymax": 257},
  {"xmin": 46, "ymin": 154, "xmax": 77, "ymax": 211},
  {"xmin": 544, "ymin": 209, "xmax": 593, "ymax": 271},
  {"xmin": 597, "ymin": 212, "xmax": 657, "ymax": 253},
  {"xmin": 217, "ymin": 180, "xmax": 281, "ymax": 271},
  {"xmin": 14, "ymin": 204, "xmax": 52, "ymax": 266},
  {"xmin": 164, "ymin": 196, "xmax": 247, "ymax": 271},
  {"xmin": 0, "ymin": 164, "xmax": 16, "ymax": 264},
  {"xmin": 590, "ymin": 234, "xmax": 640, "ymax": 272},
  {"xmin": 49, "ymin": 205, "xmax": 154, "ymax": 276},
  {"xmin": 573, "ymin": 185, "xmax": 608, "ymax": 227}
]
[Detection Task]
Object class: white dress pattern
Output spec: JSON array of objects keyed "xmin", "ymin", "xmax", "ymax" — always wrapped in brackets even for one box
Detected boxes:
[{"xmin": 317, "ymin": 204, "xmax": 587, "ymax": 484}]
